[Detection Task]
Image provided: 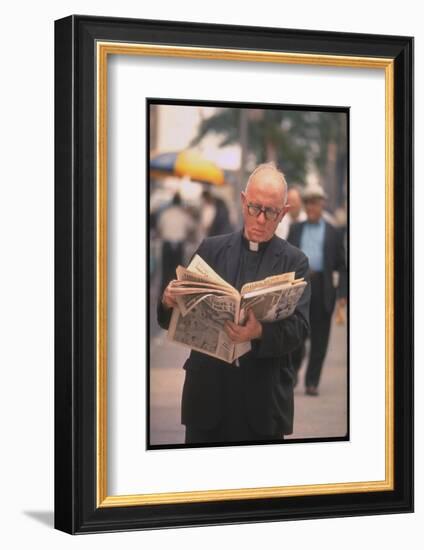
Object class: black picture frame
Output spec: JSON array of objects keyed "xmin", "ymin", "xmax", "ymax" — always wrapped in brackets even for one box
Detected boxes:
[{"xmin": 55, "ymin": 15, "xmax": 414, "ymax": 534}]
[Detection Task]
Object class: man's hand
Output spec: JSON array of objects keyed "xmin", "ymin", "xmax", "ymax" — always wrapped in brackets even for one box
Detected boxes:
[
  {"xmin": 225, "ymin": 309, "xmax": 263, "ymax": 343},
  {"xmin": 161, "ymin": 280, "xmax": 178, "ymax": 310}
]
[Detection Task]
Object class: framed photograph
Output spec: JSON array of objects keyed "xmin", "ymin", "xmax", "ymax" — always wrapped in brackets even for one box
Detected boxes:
[
  {"xmin": 55, "ymin": 15, "xmax": 413, "ymax": 534},
  {"xmin": 147, "ymin": 98, "xmax": 350, "ymax": 450}
]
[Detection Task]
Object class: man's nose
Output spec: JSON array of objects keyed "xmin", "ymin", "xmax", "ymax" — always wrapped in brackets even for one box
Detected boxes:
[{"xmin": 257, "ymin": 211, "xmax": 267, "ymax": 224}]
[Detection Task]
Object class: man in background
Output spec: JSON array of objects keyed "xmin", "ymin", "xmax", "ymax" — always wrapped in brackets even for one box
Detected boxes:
[
  {"xmin": 201, "ymin": 189, "xmax": 234, "ymax": 237},
  {"xmin": 287, "ymin": 183, "xmax": 347, "ymax": 396},
  {"xmin": 275, "ymin": 185, "xmax": 307, "ymax": 240},
  {"xmin": 157, "ymin": 193, "xmax": 194, "ymax": 293}
]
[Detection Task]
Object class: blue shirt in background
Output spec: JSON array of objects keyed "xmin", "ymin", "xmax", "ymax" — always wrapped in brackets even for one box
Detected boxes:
[{"xmin": 300, "ymin": 218, "xmax": 325, "ymax": 272}]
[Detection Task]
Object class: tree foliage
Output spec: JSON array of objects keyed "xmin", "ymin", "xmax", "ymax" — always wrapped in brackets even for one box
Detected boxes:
[{"xmin": 191, "ymin": 108, "xmax": 347, "ymax": 194}]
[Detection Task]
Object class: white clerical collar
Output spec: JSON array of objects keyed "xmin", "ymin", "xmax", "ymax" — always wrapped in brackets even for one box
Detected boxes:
[{"xmin": 241, "ymin": 232, "xmax": 271, "ymax": 252}]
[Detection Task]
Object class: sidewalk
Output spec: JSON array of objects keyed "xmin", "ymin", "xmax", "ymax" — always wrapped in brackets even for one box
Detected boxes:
[
  {"xmin": 149, "ymin": 321, "xmax": 347, "ymax": 445},
  {"xmin": 287, "ymin": 321, "xmax": 348, "ymax": 440}
]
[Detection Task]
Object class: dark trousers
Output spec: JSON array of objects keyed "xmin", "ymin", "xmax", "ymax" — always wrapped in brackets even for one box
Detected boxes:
[
  {"xmin": 184, "ymin": 366, "xmax": 284, "ymax": 445},
  {"xmin": 293, "ymin": 272, "xmax": 332, "ymax": 388}
]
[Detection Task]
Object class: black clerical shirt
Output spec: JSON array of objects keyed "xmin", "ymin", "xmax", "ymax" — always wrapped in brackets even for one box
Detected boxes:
[{"xmin": 235, "ymin": 234, "xmax": 271, "ymax": 291}]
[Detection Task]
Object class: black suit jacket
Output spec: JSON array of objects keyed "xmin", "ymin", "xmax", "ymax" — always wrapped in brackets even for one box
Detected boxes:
[
  {"xmin": 287, "ymin": 221, "xmax": 347, "ymax": 313},
  {"xmin": 157, "ymin": 231, "xmax": 310, "ymax": 436}
]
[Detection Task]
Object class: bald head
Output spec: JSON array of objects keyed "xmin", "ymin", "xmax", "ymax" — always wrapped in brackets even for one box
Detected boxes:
[
  {"xmin": 241, "ymin": 163, "xmax": 290, "ymax": 243},
  {"xmin": 245, "ymin": 163, "xmax": 288, "ymax": 205},
  {"xmin": 287, "ymin": 186, "xmax": 303, "ymax": 220}
]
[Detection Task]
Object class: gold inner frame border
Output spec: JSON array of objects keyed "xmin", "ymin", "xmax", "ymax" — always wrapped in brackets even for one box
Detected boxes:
[{"xmin": 96, "ymin": 42, "xmax": 395, "ymax": 508}]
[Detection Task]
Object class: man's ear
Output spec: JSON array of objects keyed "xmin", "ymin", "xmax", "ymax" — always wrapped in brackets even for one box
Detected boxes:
[{"xmin": 280, "ymin": 204, "xmax": 291, "ymax": 220}]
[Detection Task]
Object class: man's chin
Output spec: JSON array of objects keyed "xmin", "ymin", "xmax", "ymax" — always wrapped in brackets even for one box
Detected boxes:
[{"xmin": 247, "ymin": 229, "xmax": 268, "ymax": 242}]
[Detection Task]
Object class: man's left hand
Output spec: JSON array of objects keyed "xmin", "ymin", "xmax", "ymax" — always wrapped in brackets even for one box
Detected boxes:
[{"xmin": 225, "ymin": 309, "xmax": 263, "ymax": 343}]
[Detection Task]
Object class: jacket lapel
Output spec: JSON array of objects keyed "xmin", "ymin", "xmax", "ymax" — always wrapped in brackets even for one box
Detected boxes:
[
  {"xmin": 256, "ymin": 235, "xmax": 284, "ymax": 281},
  {"xmin": 223, "ymin": 231, "xmax": 243, "ymax": 287}
]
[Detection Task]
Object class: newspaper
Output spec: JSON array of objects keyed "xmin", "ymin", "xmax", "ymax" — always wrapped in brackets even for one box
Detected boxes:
[
  {"xmin": 240, "ymin": 283, "xmax": 307, "ymax": 322},
  {"xmin": 169, "ymin": 294, "xmax": 240, "ymax": 363},
  {"xmin": 167, "ymin": 254, "xmax": 307, "ymax": 364}
]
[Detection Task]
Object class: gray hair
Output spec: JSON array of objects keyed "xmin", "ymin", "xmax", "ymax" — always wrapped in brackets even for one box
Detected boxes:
[{"xmin": 245, "ymin": 162, "xmax": 288, "ymax": 204}]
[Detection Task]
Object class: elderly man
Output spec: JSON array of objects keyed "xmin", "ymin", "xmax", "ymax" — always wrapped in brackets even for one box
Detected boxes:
[
  {"xmin": 275, "ymin": 185, "xmax": 307, "ymax": 240},
  {"xmin": 287, "ymin": 183, "xmax": 347, "ymax": 396},
  {"xmin": 158, "ymin": 163, "xmax": 310, "ymax": 445}
]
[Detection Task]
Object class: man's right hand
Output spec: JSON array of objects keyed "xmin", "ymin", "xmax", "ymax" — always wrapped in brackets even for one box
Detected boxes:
[{"xmin": 161, "ymin": 280, "xmax": 178, "ymax": 310}]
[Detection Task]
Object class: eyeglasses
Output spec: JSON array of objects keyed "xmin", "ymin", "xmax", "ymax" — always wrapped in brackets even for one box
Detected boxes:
[{"xmin": 246, "ymin": 202, "xmax": 282, "ymax": 221}]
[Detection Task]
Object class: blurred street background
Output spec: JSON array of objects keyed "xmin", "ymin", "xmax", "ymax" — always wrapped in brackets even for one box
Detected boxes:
[{"xmin": 149, "ymin": 102, "xmax": 348, "ymax": 445}]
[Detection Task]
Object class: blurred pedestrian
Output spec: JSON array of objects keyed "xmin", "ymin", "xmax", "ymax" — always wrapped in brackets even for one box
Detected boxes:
[
  {"xmin": 201, "ymin": 189, "xmax": 233, "ymax": 237},
  {"xmin": 157, "ymin": 192, "xmax": 194, "ymax": 294},
  {"xmin": 275, "ymin": 185, "xmax": 307, "ymax": 239},
  {"xmin": 287, "ymin": 183, "xmax": 347, "ymax": 396}
]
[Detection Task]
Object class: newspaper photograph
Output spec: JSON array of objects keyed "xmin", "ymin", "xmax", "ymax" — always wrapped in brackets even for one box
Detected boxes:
[
  {"xmin": 168, "ymin": 294, "xmax": 240, "ymax": 363},
  {"xmin": 241, "ymin": 282, "xmax": 307, "ymax": 322}
]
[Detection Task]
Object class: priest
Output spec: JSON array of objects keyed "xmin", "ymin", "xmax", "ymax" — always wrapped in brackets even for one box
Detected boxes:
[{"xmin": 158, "ymin": 163, "xmax": 311, "ymax": 445}]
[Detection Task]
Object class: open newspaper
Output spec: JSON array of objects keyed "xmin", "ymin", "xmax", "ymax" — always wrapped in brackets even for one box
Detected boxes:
[{"xmin": 167, "ymin": 254, "xmax": 307, "ymax": 364}]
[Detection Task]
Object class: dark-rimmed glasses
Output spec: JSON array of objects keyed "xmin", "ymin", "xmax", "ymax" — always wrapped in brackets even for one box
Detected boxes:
[{"xmin": 246, "ymin": 202, "xmax": 282, "ymax": 221}]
